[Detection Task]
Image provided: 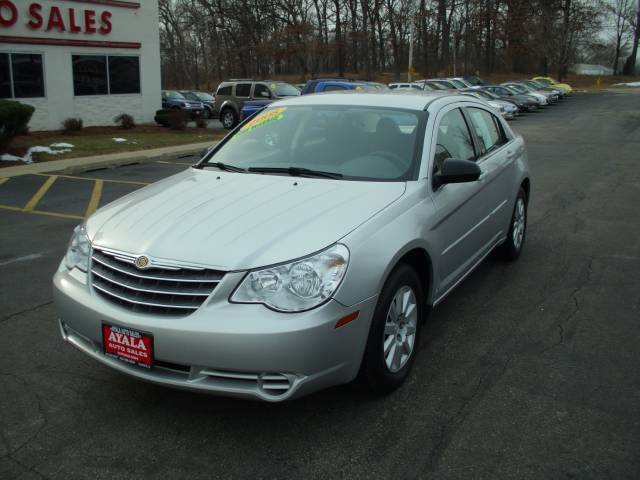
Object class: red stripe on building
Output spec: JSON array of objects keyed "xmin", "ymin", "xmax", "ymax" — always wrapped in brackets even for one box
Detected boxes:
[
  {"xmin": 0, "ymin": 35, "xmax": 141, "ymax": 49},
  {"xmin": 63, "ymin": 0, "xmax": 141, "ymax": 8}
]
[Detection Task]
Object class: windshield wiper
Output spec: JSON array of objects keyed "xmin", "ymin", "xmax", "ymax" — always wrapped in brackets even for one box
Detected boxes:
[
  {"xmin": 201, "ymin": 162, "xmax": 246, "ymax": 173},
  {"xmin": 247, "ymin": 166, "xmax": 343, "ymax": 179}
]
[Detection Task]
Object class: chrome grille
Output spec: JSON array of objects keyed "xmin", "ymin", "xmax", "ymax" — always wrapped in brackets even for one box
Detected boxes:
[{"xmin": 90, "ymin": 248, "xmax": 224, "ymax": 315}]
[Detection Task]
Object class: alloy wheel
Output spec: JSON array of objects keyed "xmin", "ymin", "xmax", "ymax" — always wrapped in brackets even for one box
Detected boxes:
[
  {"xmin": 512, "ymin": 197, "xmax": 526, "ymax": 251},
  {"xmin": 383, "ymin": 286, "xmax": 418, "ymax": 373},
  {"xmin": 222, "ymin": 111, "xmax": 234, "ymax": 128}
]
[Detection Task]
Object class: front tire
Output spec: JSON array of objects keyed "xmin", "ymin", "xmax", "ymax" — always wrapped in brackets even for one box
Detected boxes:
[
  {"xmin": 497, "ymin": 187, "xmax": 527, "ymax": 261},
  {"xmin": 360, "ymin": 263, "xmax": 424, "ymax": 394}
]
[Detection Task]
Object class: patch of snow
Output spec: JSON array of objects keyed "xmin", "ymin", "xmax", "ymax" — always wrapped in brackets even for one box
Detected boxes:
[
  {"xmin": 1, "ymin": 146, "xmax": 71, "ymax": 164},
  {"xmin": 112, "ymin": 137, "xmax": 128, "ymax": 143},
  {"xmin": 50, "ymin": 142, "xmax": 75, "ymax": 148},
  {"xmin": 612, "ymin": 81, "xmax": 640, "ymax": 87},
  {"xmin": 1, "ymin": 153, "xmax": 24, "ymax": 162}
]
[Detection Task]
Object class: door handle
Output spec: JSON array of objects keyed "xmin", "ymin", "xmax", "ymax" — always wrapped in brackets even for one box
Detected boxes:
[{"xmin": 506, "ymin": 150, "xmax": 515, "ymax": 160}]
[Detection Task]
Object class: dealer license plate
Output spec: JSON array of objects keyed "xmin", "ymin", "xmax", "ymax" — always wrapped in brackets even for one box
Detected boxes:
[{"xmin": 102, "ymin": 323, "xmax": 153, "ymax": 369}]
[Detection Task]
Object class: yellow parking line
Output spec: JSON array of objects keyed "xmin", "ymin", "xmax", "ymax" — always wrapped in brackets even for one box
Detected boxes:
[
  {"xmin": 0, "ymin": 177, "xmax": 8, "ymax": 185},
  {"xmin": 85, "ymin": 180, "xmax": 103, "ymax": 217},
  {"xmin": 35, "ymin": 173, "xmax": 149, "ymax": 186},
  {"xmin": 34, "ymin": 172, "xmax": 148, "ymax": 185},
  {"xmin": 0, "ymin": 204, "xmax": 21, "ymax": 212},
  {"xmin": 0, "ymin": 204, "xmax": 83, "ymax": 220},
  {"xmin": 24, "ymin": 175, "xmax": 57, "ymax": 211}
]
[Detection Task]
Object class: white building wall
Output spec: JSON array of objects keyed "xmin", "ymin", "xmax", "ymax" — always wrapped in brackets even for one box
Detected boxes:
[{"xmin": 1, "ymin": 0, "xmax": 161, "ymax": 131}]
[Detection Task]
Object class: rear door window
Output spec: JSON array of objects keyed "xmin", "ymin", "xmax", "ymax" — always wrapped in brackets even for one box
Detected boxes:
[{"xmin": 235, "ymin": 83, "xmax": 251, "ymax": 97}]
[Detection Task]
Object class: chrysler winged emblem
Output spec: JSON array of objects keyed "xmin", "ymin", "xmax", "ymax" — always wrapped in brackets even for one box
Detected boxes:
[{"xmin": 135, "ymin": 255, "xmax": 150, "ymax": 269}]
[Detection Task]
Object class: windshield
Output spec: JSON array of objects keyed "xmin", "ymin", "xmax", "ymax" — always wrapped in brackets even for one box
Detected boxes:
[
  {"xmin": 272, "ymin": 83, "xmax": 301, "ymax": 97},
  {"xmin": 436, "ymin": 80, "xmax": 455, "ymax": 88},
  {"xmin": 477, "ymin": 90, "xmax": 498, "ymax": 100},
  {"xmin": 205, "ymin": 105, "xmax": 424, "ymax": 181},
  {"xmin": 180, "ymin": 91, "xmax": 200, "ymax": 100},
  {"xmin": 450, "ymin": 79, "xmax": 466, "ymax": 88},
  {"xmin": 196, "ymin": 92, "xmax": 214, "ymax": 101},
  {"xmin": 505, "ymin": 86, "xmax": 524, "ymax": 94},
  {"xmin": 164, "ymin": 91, "xmax": 185, "ymax": 100},
  {"xmin": 536, "ymin": 78, "xmax": 552, "ymax": 86},
  {"xmin": 426, "ymin": 82, "xmax": 447, "ymax": 90}
]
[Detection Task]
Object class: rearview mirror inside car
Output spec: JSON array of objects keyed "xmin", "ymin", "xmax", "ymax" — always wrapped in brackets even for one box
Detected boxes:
[{"xmin": 434, "ymin": 158, "xmax": 481, "ymax": 188}]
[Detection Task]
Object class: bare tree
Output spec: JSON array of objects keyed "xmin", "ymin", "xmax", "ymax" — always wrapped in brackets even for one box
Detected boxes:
[
  {"xmin": 607, "ymin": 0, "xmax": 634, "ymax": 74},
  {"xmin": 158, "ymin": 0, "xmax": 606, "ymax": 89},
  {"xmin": 623, "ymin": 0, "xmax": 640, "ymax": 74}
]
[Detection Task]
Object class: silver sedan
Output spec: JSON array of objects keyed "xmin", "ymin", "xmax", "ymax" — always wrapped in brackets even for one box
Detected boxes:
[{"xmin": 54, "ymin": 93, "xmax": 530, "ymax": 401}]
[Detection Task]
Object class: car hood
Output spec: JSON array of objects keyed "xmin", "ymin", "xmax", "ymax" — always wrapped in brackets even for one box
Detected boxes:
[{"xmin": 86, "ymin": 168, "xmax": 406, "ymax": 270}]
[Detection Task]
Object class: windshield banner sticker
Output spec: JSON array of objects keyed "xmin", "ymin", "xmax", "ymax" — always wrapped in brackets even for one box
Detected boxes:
[{"xmin": 238, "ymin": 107, "xmax": 287, "ymax": 136}]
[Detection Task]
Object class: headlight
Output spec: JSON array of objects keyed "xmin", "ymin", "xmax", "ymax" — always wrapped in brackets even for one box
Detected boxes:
[
  {"xmin": 64, "ymin": 224, "xmax": 91, "ymax": 272},
  {"xmin": 231, "ymin": 244, "xmax": 349, "ymax": 312}
]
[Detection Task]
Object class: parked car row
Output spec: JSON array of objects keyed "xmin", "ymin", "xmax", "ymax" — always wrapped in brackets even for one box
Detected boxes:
[
  {"xmin": 161, "ymin": 75, "xmax": 573, "ymax": 128},
  {"xmin": 389, "ymin": 75, "xmax": 574, "ymax": 120}
]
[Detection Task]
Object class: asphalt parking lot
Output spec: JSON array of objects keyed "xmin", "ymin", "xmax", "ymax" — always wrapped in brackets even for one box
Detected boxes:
[{"xmin": 1, "ymin": 92, "xmax": 640, "ymax": 479}]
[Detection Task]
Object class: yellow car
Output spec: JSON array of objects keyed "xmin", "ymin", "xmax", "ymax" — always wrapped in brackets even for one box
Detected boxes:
[{"xmin": 532, "ymin": 76, "xmax": 573, "ymax": 94}]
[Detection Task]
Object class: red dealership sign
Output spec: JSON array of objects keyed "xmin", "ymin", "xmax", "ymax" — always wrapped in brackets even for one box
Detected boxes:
[
  {"xmin": 0, "ymin": 0, "xmax": 141, "ymax": 48},
  {"xmin": 0, "ymin": 1, "xmax": 113, "ymax": 33}
]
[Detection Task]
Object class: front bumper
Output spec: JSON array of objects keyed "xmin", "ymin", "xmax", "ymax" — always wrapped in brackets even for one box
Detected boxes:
[{"xmin": 54, "ymin": 267, "xmax": 376, "ymax": 402}]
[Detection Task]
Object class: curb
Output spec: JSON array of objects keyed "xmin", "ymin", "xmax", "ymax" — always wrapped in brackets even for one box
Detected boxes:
[{"xmin": 0, "ymin": 141, "xmax": 216, "ymax": 178}]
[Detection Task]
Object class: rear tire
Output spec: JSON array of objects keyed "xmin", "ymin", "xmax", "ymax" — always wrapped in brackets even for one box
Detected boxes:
[
  {"xmin": 497, "ymin": 187, "xmax": 527, "ymax": 261},
  {"xmin": 221, "ymin": 108, "xmax": 237, "ymax": 129},
  {"xmin": 360, "ymin": 263, "xmax": 424, "ymax": 394}
]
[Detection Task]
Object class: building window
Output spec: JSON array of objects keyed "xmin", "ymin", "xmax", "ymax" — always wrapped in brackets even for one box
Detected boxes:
[
  {"xmin": 108, "ymin": 56, "xmax": 140, "ymax": 94},
  {"xmin": 0, "ymin": 53, "xmax": 45, "ymax": 99},
  {"xmin": 72, "ymin": 55, "xmax": 140, "ymax": 96},
  {"xmin": 0, "ymin": 54, "xmax": 10, "ymax": 98},
  {"xmin": 72, "ymin": 55, "xmax": 108, "ymax": 96}
]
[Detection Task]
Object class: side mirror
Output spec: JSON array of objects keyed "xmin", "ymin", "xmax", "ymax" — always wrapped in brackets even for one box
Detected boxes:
[{"xmin": 434, "ymin": 158, "xmax": 481, "ymax": 188}]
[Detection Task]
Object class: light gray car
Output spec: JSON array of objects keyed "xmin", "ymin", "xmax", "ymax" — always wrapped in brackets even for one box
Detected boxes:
[{"xmin": 54, "ymin": 93, "xmax": 530, "ymax": 402}]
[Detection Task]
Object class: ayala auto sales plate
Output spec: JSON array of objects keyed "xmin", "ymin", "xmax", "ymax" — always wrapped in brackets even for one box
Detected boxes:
[{"xmin": 102, "ymin": 323, "xmax": 153, "ymax": 369}]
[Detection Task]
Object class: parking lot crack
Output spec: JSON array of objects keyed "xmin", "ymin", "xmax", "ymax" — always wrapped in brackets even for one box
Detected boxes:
[
  {"xmin": 426, "ymin": 355, "xmax": 514, "ymax": 472},
  {"xmin": 0, "ymin": 376, "xmax": 50, "ymax": 479},
  {"xmin": 543, "ymin": 256, "xmax": 593, "ymax": 352},
  {"xmin": 0, "ymin": 301, "xmax": 53, "ymax": 324}
]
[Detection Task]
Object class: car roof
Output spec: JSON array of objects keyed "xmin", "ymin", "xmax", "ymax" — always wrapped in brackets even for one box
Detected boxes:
[{"xmin": 268, "ymin": 91, "xmax": 467, "ymax": 111}]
